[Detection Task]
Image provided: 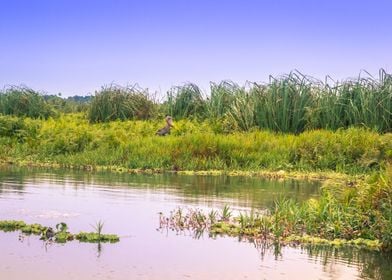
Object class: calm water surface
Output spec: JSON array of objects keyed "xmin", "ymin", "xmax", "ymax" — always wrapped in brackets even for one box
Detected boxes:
[{"xmin": 0, "ymin": 167, "xmax": 391, "ymax": 280}]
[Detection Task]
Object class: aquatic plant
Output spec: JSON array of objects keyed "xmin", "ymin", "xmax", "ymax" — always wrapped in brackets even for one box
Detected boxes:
[
  {"xmin": 0, "ymin": 220, "xmax": 27, "ymax": 231},
  {"xmin": 221, "ymin": 205, "xmax": 232, "ymax": 221},
  {"xmin": 159, "ymin": 167, "xmax": 392, "ymax": 251},
  {"xmin": 75, "ymin": 232, "xmax": 119, "ymax": 243},
  {"xmin": 91, "ymin": 220, "xmax": 105, "ymax": 240},
  {"xmin": 0, "ymin": 220, "xmax": 120, "ymax": 244}
]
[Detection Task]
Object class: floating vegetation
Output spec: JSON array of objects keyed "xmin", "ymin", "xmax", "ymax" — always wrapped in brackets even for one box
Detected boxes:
[
  {"xmin": 158, "ymin": 207, "xmax": 383, "ymax": 251},
  {"xmin": 0, "ymin": 220, "xmax": 27, "ymax": 232},
  {"xmin": 75, "ymin": 232, "xmax": 120, "ymax": 243},
  {"xmin": 0, "ymin": 220, "xmax": 120, "ymax": 244}
]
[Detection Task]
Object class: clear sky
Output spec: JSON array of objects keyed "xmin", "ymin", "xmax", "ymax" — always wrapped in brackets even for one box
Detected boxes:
[{"xmin": 1, "ymin": 0, "xmax": 391, "ymax": 96}]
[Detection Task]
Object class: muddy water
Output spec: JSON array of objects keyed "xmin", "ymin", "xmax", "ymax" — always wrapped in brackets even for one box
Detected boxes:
[{"xmin": 0, "ymin": 167, "xmax": 391, "ymax": 280}]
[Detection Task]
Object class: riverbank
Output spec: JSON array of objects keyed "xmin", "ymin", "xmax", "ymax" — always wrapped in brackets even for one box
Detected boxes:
[
  {"xmin": 1, "ymin": 114, "xmax": 391, "ymax": 176},
  {"xmin": 1, "ymin": 114, "xmax": 391, "ymax": 251}
]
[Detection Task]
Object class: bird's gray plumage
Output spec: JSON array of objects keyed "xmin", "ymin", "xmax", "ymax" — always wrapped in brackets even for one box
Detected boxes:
[{"xmin": 156, "ymin": 116, "xmax": 174, "ymax": 136}]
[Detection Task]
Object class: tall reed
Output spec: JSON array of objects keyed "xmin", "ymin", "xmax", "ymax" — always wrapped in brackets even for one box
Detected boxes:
[
  {"xmin": 88, "ymin": 85, "xmax": 157, "ymax": 123},
  {"xmin": 165, "ymin": 83, "xmax": 206, "ymax": 119}
]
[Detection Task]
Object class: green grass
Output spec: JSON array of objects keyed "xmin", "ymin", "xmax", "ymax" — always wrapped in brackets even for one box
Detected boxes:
[
  {"xmin": 0, "ymin": 114, "xmax": 391, "ymax": 175},
  {"xmin": 2, "ymin": 69, "xmax": 391, "ymax": 132},
  {"xmin": 88, "ymin": 85, "xmax": 157, "ymax": 122},
  {"xmin": 0, "ymin": 86, "xmax": 55, "ymax": 119}
]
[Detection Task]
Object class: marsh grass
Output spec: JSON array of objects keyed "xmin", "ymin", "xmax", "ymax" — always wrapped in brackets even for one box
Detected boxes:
[
  {"xmin": 165, "ymin": 83, "xmax": 205, "ymax": 119},
  {"xmin": 1, "ymin": 69, "xmax": 391, "ymax": 132},
  {"xmin": 88, "ymin": 85, "xmax": 157, "ymax": 122},
  {"xmin": 0, "ymin": 86, "xmax": 55, "ymax": 119},
  {"xmin": 160, "ymin": 167, "xmax": 392, "ymax": 251}
]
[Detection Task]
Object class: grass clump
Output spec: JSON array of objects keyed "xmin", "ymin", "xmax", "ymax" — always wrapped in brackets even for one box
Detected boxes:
[
  {"xmin": 0, "ymin": 220, "xmax": 120, "ymax": 244},
  {"xmin": 165, "ymin": 83, "xmax": 206, "ymax": 119},
  {"xmin": 75, "ymin": 232, "xmax": 120, "ymax": 243},
  {"xmin": 88, "ymin": 85, "xmax": 157, "ymax": 123},
  {"xmin": 0, "ymin": 86, "xmax": 55, "ymax": 119}
]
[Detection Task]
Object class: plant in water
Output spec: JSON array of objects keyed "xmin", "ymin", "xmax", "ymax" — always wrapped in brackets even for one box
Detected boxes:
[
  {"xmin": 92, "ymin": 220, "xmax": 104, "ymax": 237},
  {"xmin": 221, "ymin": 205, "xmax": 232, "ymax": 221},
  {"xmin": 0, "ymin": 220, "xmax": 119, "ymax": 244}
]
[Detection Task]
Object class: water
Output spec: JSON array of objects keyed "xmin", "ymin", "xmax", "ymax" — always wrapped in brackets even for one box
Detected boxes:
[{"xmin": 0, "ymin": 166, "xmax": 391, "ymax": 280}]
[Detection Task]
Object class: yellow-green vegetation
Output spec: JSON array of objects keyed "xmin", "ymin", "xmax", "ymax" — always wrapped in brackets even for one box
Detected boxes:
[
  {"xmin": 75, "ymin": 232, "xmax": 120, "ymax": 243},
  {"xmin": 0, "ymin": 220, "xmax": 120, "ymax": 244},
  {"xmin": 160, "ymin": 166, "xmax": 392, "ymax": 251},
  {"xmin": 0, "ymin": 114, "xmax": 391, "ymax": 176}
]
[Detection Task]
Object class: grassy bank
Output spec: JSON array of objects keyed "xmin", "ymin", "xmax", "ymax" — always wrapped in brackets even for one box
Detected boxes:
[
  {"xmin": 0, "ymin": 113, "xmax": 391, "ymax": 251},
  {"xmin": 0, "ymin": 114, "xmax": 391, "ymax": 176},
  {"xmin": 160, "ymin": 166, "xmax": 392, "ymax": 251}
]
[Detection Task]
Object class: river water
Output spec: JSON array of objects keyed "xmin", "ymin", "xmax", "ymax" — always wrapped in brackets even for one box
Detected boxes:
[{"xmin": 0, "ymin": 167, "xmax": 391, "ymax": 280}]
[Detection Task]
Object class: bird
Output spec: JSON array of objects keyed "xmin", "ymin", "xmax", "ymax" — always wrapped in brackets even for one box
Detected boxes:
[
  {"xmin": 156, "ymin": 115, "xmax": 174, "ymax": 136},
  {"xmin": 44, "ymin": 227, "xmax": 55, "ymax": 240}
]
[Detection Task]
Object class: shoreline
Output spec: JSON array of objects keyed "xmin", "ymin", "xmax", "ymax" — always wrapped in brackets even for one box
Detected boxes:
[{"xmin": 0, "ymin": 160, "xmax": 362, "ymax": 183}]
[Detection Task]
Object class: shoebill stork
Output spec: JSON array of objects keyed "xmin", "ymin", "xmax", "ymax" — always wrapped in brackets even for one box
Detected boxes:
[{"xmin": 156, "ymin": 116, "xmax": 174, "ymax": 136}]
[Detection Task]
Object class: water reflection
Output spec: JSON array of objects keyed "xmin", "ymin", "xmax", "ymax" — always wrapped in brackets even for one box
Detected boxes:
[{"xmin": 0, "ymin": 165, "xmax": 320, "ymax": 209}]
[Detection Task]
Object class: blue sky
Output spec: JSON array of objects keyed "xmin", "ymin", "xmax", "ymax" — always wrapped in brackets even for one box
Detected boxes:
[{"xmin": 1, "ymin": 0, "xmax": 391, "ymax": 96}]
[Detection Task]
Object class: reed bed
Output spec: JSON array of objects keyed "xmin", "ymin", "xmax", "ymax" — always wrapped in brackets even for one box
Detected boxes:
[{"xmin": 1, "ymin": 69, "xmax": 391, "ymax": 133}]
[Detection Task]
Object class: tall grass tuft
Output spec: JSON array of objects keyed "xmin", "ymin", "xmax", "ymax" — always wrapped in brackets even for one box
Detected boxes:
[
  {"xmin": 0, "ymin": 86, "xmax": 55, "ymax": 119},
  {"xmin": 206, "ymin": 81, "xmax": 238, "ymax": 119},
  {"xmin": 165, "ymin": 83, "xmax": 206, "ymax": 119},
  {"xmin": 310, "ymin": 69, "xmax": 392, "ymax": 132},
  {"xmin": 252, "ymin": 71, "xmax": 315, "ymax": 133},
  {"xmin": 88, "ymin": 85, "xmax": 157, "ymax": 123}
]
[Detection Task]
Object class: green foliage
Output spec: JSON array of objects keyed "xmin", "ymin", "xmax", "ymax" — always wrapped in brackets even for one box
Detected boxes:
[
  {"xmin": 75, "ymin": 232, "xmax": 120, "ymax": 243},
  {"xmin": 0, "ymin": 220, "xmax": 27, "ymax": 231},
  {"xmin": 0, "ymin": 115, "xmax": 25, "ymax": 137},
  {"xmin": 1, "ymin": 115, "xmax": 391, "ymax": 174},
  {"xmin": 166, "ymin": 83, "xmax": 206, "ymax": 119},
  {"xmin": 0, "ymin": 220, "xmax": 120, "ymax": 244},
  {"xmin": 206, "ymin": 81, "xmax": 238, "ymax": 119},
  {"xmin": 44, "ymin": 95, "xmax": 91, "ymax": 113},
  {"xmin": 21, "ymin": 223, "xmax": 45, "ymax": 234},
  {"xmin": 88, "ymin": 85, "xmax": 157, "ymax": 122},
  {"xmin": 0, "ymin": 86, "xmax": 55, "ymax": 119},
  {"xmin": 252, "ymin": 72, "xmax": 314, "ymax": 133},
  {"xmin": 2, "ymin": 69, "xmax": 391, "ymax": 132}
]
